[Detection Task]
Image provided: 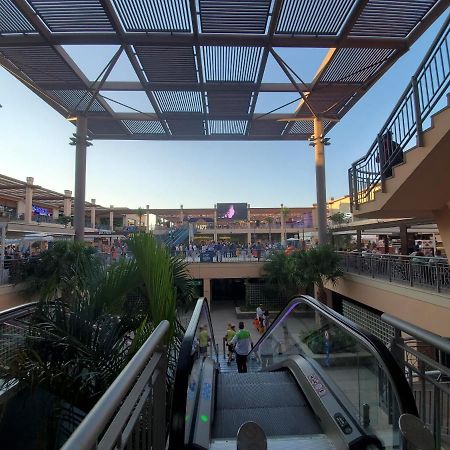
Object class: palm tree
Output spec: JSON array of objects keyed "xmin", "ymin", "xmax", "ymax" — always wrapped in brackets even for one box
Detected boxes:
[
  {"xmin": 296, "ymin": 245, "xmax": 343, "ymax": 303},
  {"xmin": 0, "ymin": 235, "xmax": 195, "ymax": 442},
  {"xmin": 137, "ymin": 207, "xmax": 144, "ymax": 231}
]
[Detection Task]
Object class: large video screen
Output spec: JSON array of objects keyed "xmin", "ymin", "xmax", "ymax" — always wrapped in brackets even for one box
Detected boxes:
[{"xmin": 217, "ymin": 203, "xmax": 247, "ymax": 220}]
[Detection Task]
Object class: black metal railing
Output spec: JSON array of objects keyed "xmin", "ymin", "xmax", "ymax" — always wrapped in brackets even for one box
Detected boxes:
[
  {"xmin": 349, "ymin": 15, "xmax": 450, "ymax": 210},
  {"xmin": 382, "ymin": 313, "xmax": 450, "ymax": 450},
  {"xmin": 337, "ymin": 251, "xmax": 450, "ymax": 293}
]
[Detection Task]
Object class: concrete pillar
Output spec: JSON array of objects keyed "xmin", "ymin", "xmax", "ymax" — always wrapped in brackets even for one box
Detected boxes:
[
  {"xmin": 17, "ymin": 200, "xmax": 25, "ymax": 220},
  {"xmin": 64, "ymin": 190, "xmax": 72, "ymax": 217},
  {"xmin": 90, "ymin": 198, "xmax": 96, "ymax": 228},
  {"xmin": 180, "ymin": 204, "xmax": 184, "ymax": 224},
  {"xmin": 400, "ymin": 224, "xmax": 408, "ymax": 255},
  {"xmin": 109, "ymin": 205, "xmax": 114, "ymax": 231},
  {"xmin": 280, "ymin": 203, "xmax": 286, "ymax": 245},
  {"xmin": 203, "ymin": 278, "xmax": 212, "ymax": 302},
  {"xmin": 0, "ymin": 223, "xmax": 5, "ymax": 271},
  {"xmin": 247, "ymin": 204, "xmax": 251, "ymax": 245},
  {"xmin": 146, "ymin": 204, "xmax": 150, "ymax": 232},
  {"xmin": 122, "ymin": 214, "xmax": 128, "ymax": 227},
  {"xmin": 433, "ymin": 204, "xmax": 450, "ymax": 259},
  {"xmin": 53, "ymin": 208, "xmax": 59, "ymax": 219},
  {"xmin": 73, "ymin": 115, "xmax": 88, "ymax": 241},
  {"xmin": 314, "ymin": 117, "xmax": 328, "ymax": 245},
  {"xmin": 25, "ymin": 176, "xmax": 34, "ymax": 224},
  {"xmin": 213, "ymin": 205, "xmax": 218, "ymax": 241}
]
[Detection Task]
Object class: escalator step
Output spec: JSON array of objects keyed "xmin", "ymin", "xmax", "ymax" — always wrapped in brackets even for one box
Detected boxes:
[
  {"xmin": 212, "ymin": 406, "xmax": 322, "ymax": 439},
  {"xmin": 219, "ymin": 371, "xmax": 293, "ymax": 385},
  {"xmin": 217, "ymin": 380, "xmax": 307, "ymax": 409}
]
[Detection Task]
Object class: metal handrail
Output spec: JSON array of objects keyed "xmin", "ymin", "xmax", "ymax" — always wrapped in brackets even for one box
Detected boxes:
[
  {"xmin": 169, "ymin": 297, "xmax": 217, "ymax": 449},
  {"xmin": 247, "ymin": 295, "xmax": 418, "ymax": 418},
  {"xmin": 62, "ymin": 320, "xmax": 170, "ymax": 450},
  {"xmin": 349, "ymin": 14, "xmax": 450, "ymax": 210},
  {"xmin": 381, "ymin": 313, "xmax": 450, "ymax": 449}
]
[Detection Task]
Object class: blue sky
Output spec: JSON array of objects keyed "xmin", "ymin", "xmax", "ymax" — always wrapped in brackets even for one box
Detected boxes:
[{"xmin": 0, "ymin": 15, "xmax": 446, "ymax": 210}]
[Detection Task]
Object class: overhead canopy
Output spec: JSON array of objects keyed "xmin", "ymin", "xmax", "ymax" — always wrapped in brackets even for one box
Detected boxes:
[
  {"xmin": 0, "ymin": 174, "xmax": 103, "ymax": 210},
  {"xmin": 0, "ymin": 0, "xmax": 447, "ymax": 140}
]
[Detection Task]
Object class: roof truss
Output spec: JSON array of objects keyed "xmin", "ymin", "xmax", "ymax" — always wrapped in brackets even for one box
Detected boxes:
[{"xmin": 0, "ymin": 0, "xmax": 448, "ymax": 141}]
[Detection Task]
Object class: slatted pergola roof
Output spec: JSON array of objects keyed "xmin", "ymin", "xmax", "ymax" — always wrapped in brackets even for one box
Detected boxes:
[
  {"xmin": 0, "ymin": 174, "xmax": 103, "ymax": 210},
  {"xmin": 0, "ymin": 0, "xmax": 448, "ymax": 141}
]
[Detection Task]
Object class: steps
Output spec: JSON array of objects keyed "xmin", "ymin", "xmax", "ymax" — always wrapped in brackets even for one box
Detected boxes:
[{"xmin": 212, "ymin": 371, "xmax": 322, "ymax": 439}]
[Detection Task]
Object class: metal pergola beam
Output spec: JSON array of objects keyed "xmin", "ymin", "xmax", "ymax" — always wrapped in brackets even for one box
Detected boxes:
[{"xmin": 0, "ymin": 33, "xmax": 409, "ymax": 49}]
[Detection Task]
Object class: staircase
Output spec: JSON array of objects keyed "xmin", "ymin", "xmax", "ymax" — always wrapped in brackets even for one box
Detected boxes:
[
  {"xmin": 349, "ymin": 17, "xmax": 450, "ymax": 220},
  {"xmin": 353, "ymin": 96, "xmax": 450, "ymax": 218},
  {"xmin": 210, "ymin": 371, "xmax": 334, "ymax": 449}
]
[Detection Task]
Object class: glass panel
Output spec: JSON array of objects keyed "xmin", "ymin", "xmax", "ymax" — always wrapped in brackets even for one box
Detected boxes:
[{"xmin": 249, "ymin": 300, "xmax": 401, "ymax": 449}]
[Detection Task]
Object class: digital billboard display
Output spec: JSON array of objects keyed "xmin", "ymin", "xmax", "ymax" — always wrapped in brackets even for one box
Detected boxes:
[{"xmin": 216, "ymin": 203, "xmax": 247, "ymax": 220}]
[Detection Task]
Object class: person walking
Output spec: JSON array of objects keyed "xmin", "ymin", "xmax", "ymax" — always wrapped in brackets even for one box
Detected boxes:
[
  {"xmin": 224, "ymin": 323, "xmax": 236, "ymax": 365},
  {"xmin": 231, "ymin": 322, "xmax": 254, "ymax": 373}
]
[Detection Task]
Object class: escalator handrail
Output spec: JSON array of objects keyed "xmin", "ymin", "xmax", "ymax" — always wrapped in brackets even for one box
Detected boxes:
[
  {"xmin": 248, "ymin": 295, "xmax": 418, "ymax": 417},
  {"xmin": 169, "ymin": 297, "xmax": 217, "ymax": 449}
]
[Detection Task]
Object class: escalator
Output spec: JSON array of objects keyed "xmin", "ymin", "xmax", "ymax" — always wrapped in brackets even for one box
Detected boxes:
[{"xmin": 170, "ymin": 296, "xmax": 418, "ymax": 449}]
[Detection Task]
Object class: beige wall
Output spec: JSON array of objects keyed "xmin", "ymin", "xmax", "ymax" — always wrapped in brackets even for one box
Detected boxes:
[{"xmin": 326, "ymin": 273, "xmax": 450, "ymax": 336}]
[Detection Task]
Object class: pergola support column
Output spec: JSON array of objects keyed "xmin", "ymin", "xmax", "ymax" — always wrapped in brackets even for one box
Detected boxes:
[
  {"xmin": 90, "ymin": 199, "xmax": 96, "ymax": 228},
  {"xmin": 314, "ymin": 117, "xmax": 328, "ymax": 245},
  {"xmin": 74, "ymin": 116, "xmax": 88, "ymax": 242}
]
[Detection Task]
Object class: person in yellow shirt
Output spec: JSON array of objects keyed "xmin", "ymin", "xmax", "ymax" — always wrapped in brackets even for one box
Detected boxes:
[
  {"xmin": 198, "ymin": 325, "xmax": 210, "ymax": 356},
  {"xmin": 224, "ymin": 323, "xmax": 236, "ymax": 365}
]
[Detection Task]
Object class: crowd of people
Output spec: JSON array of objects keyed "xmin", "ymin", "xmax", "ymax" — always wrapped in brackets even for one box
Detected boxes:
[{"xmin": 171, "ymin": 240, "xmax": 282, "ymax": 262}]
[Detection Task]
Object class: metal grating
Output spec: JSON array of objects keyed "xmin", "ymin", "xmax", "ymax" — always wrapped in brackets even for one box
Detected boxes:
[
  {"xmin": 207, "ymin": 91, "xmax": 253, "ymax": 114},
  {"xmin": 28, "ymin": 0, "xmax": 113, "ymax": 32},
  {"xmin": 135, "ymin": 46, "xmax": 198, "ymax": 83},
  {"xmin": 154, "ymin": 90, "xmax": 203, "ymax": 113},
  {"xmin": 122, "ymin": 120, "xmax": 166, "ymax": 134},
  {"xmin": 320, "ymin": 48, "xmax": 395, "ymax": 83},
  {"xmin": 276, "ymin": 0, "xmax": 356, "ymax": 35},
  {"xmin": 202, "ymin": 46, "xmax": 263, "ymax": 82},
  {"xmin": 249, "ymin": 120, "xmax": 287, "ymax": 136},
  {"xmin": 350, "ymin": 0, "xmax": 439, "ymax": 38},
  {"xmin": 287, "ymin": 120, "xmax": 313, "ymax": 134},
  {"xmin": 199, "ymin": 0, "xmax": 271, "ymax": 34},
  {"xmin": 48, "ymin": 90, "xmax": 106, "ymax": 112},
  {"xmin": 167, "ymin": 118, "xmax": 205, "ymax": 135},
  {"xmin": 88, "ymin": 118, "xmax": 127, "ymax": 135},
  {"xmin": 342, "ymin": 300, "xmax": 394, "ymax": 346},
  {"xmin": 0, "ymin": 0, "xmax": 36, "ymax": 33},
  {"xmin": 207, "ymin": 120, "xmax": 248, "ymax": 134},
  {"xmin": 0, "ymin": 46, "xmax": 82, "ymax": 85},
  {"xmin": 112, "ymin": 0, "xmax": 191, "ymax": 32}
]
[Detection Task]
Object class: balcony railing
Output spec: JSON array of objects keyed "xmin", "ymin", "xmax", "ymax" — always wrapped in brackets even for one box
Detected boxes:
[
  {"xmin": 337, "ymin": 251, "xmax": 450, "ymax": 293},
  {"xmin": 382, "ymin": 314, "xmax": 450, "ymax": 450},
  {"xmin": 349, "ymin": 15, "xmax": 450, "ymax": 210}
]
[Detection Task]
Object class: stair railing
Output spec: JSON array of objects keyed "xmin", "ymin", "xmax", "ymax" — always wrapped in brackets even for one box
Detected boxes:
[{"xmin": 349, "ymin": 14, "xmax": 450, "ymax": 211}]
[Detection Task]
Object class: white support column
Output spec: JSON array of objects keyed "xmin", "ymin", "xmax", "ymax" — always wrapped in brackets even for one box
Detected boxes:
[
  {"xmin": 90, "ymin": 199, "xmax": 96, "ymax": 228},
  {"xmin": 122, "ymin": 214, "xmax": 128, "ymax": 227},
  {"xmin": 53, "ymin": 208, "xmax": 59, "ymax": 219},
  {"xmin": 247, "ymin": 204, "xmax": 251, "ymax": 245},
  {"xmin": 313, "ymin": 117, "xmax": 328, "ymax": 245},
  {"xmin": 25, "ymin": 176, "xmax": 34, "ymax": 224},
  {"xmin": 73, "ymin": 115, "xmax": 88, "ymax": 241},
  {"xmin": 280, "ymin": 203, "xmax": 286, "ymax": 245},
  {"xmin": 64, "ymin": 190, "xmax": 72, "ymax": 217},
  {"xmin": 146, "ymin": 204, "xmax": 150, "ymax": 233},
  {"xmin": 17, "ymin": 200, "xmax": 25, "ymax": 220},
  {"xmin": 109, "ymin": 205, "xmax": 114, "ymax": 231},
  {"xmin": 180, "ymin": 204, "xmax": 184, "ymax": 224},
  {"xmin": 213, "ymin": 204, "xmax": 218, "ymax": 241}
]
